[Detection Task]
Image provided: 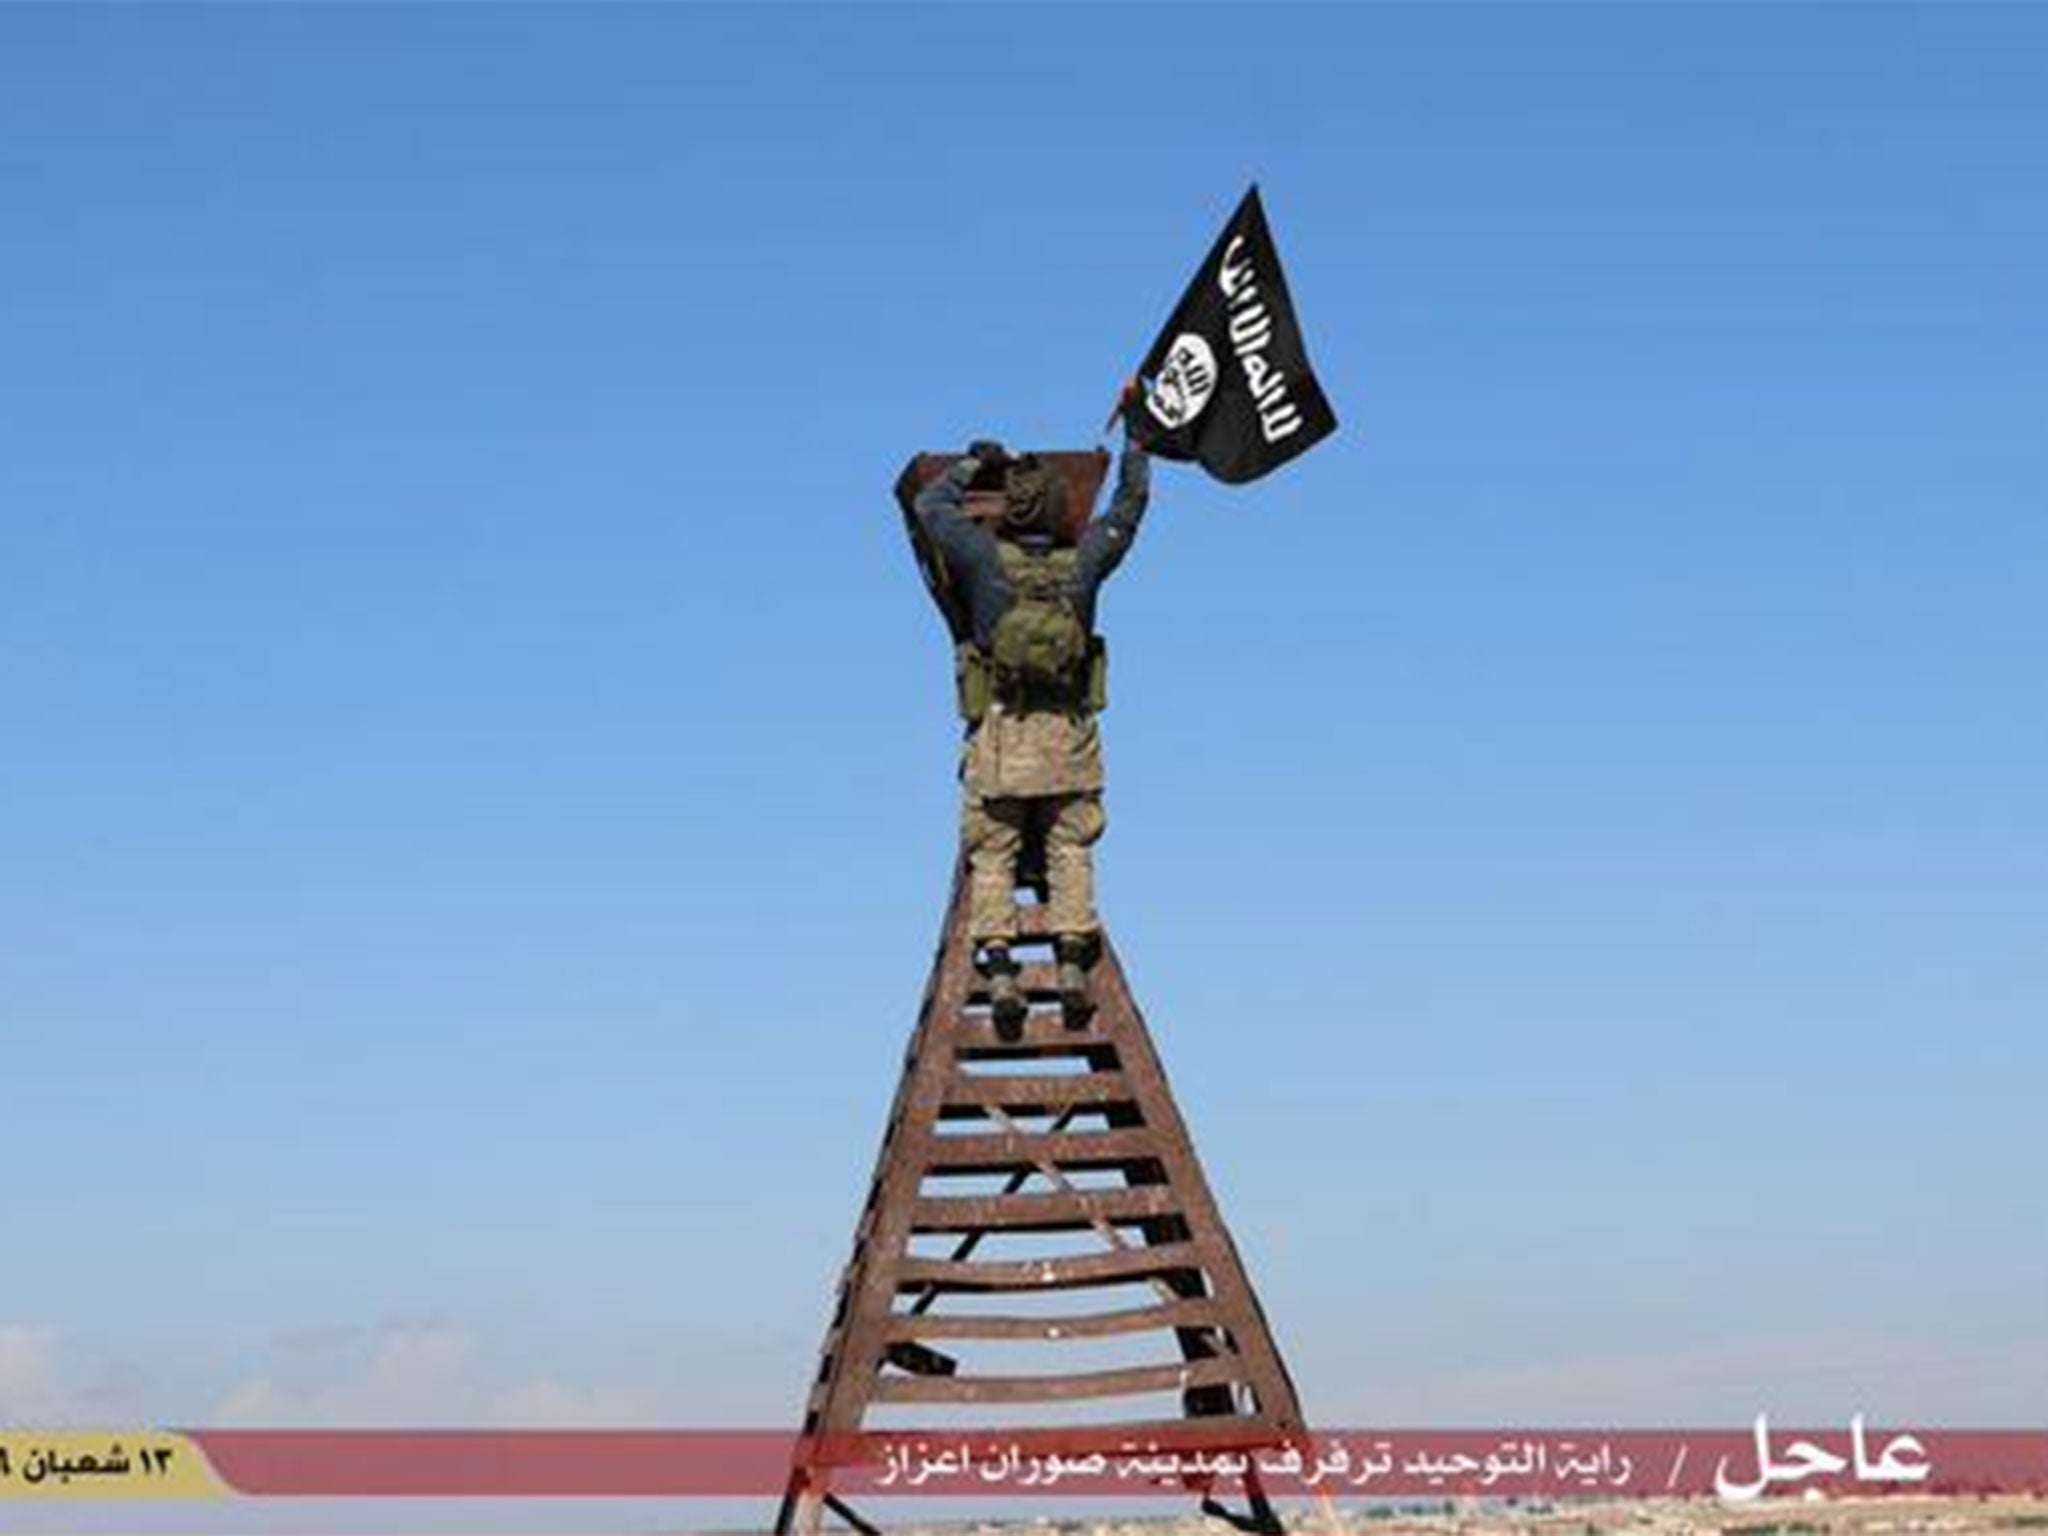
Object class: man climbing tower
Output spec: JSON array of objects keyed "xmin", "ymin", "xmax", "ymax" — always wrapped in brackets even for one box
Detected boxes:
[{"xmin": 912, "ymin": 420, "xmax": 1151, "ymax": 1036}]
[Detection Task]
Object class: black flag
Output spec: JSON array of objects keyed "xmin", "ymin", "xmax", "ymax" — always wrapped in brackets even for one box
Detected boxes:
[{"xmin": 1124, "ymin": 185, "xmax": 1337, "ymax": 484}]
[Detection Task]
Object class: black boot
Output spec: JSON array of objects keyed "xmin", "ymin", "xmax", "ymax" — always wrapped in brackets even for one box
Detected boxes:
[
  {"xmin": 978, "ymin": 943, "xmax": 1027, "ymax": 1039},
  {"xmin": 1054, "ymin": 933, "xmax": 1097, "ymax": 1029}
]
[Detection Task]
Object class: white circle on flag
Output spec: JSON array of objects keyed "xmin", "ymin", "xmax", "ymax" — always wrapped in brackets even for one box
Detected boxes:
[{"xmin": 1145, "ymin": 333, "xmax": 1219, "ymax": 429}]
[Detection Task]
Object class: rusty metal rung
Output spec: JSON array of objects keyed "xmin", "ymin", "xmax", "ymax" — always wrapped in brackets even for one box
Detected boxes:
[
  {"xmin": 870, "ymin": 1355, "xmax": 1244, "ymax": 1406},
  {"xmin": 918, "ymin": 1128, "xmax": 1164, "ymax": 1175},
  {"xmin": 955, "ymin": 1027, "xmax": 1116, "ymax": 1059},
  {"xmin": 908, "ymin": 1186, "xmax": 1182, "ymax": 1233},
  {"xmin": 894, "ymin": 1239, "xmax": 1204, "ymax": 1293},
  {"xmin": 937, "ymin": 1070, "xmax": 1132, "ymax": 1111},
  {"xmin": 967, "ymin": 963, "xmax": 1062, "ymax": 998},
  {"xmin": 888, "ymin": 1297, "xmax": 1223, "ymax": 1342}
]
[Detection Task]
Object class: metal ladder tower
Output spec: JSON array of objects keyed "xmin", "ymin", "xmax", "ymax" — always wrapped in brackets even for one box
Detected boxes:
[{"xmin": 773, "ymin": 860, "xmax": 1306, "ymax": 1535}]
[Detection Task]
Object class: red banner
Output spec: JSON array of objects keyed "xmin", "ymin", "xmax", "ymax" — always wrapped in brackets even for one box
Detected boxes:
[{"xmin": 165, "ymin": 1423, "xmax": 2048, "ymax": 1500}]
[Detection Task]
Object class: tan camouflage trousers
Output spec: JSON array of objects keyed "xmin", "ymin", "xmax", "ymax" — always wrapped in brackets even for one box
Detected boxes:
[{"xmin": 962, "ymin": 791, "xmax": 1107, "ymax": 947}]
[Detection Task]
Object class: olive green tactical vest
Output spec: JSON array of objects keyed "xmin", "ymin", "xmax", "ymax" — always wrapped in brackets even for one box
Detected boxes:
[{"xmin": 955, "ymin": 544, "xmax": 1107, "ymax": 724}]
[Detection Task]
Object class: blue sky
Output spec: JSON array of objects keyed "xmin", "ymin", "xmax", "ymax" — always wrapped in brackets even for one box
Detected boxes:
[{"xmin": 3, "ymin": 1, "xmax": 2045, "ymax": 1519}]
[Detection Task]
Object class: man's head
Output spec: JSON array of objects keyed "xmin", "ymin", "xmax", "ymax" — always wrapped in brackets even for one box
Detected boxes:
[{"xmin": 998, "ymin": 454, "xmax": 1069, "ymax": 544}]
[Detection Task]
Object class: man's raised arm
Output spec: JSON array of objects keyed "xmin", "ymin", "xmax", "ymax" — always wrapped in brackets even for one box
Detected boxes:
[
  {"xmin": 1075, "ymin": 440, "xmax": 1150, "ymax": 590},
  {"xmin": 914, "ymin": 441, "xmax": 1004, "ymax": 575}
]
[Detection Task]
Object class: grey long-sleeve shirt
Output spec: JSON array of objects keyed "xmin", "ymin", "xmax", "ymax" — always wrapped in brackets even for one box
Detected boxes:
[{"xmin": 912, "ymin": 447, "xmax": 1151, "ymax": 649}]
